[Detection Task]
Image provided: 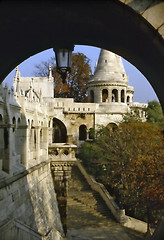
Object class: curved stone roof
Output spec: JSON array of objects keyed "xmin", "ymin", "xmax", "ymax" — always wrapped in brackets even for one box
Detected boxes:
[{"xmin": 88, "ymin": 49, "xmax": 128, "ymax": 85}]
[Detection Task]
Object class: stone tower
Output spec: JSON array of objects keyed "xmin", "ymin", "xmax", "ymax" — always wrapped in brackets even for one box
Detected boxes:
[{"xmin": 87, "ymin": 49, "xmax": 134, "ymax": 104}]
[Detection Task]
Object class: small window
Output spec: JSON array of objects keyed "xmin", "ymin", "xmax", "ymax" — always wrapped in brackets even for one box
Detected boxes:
[
  {"xmin": 105, "ymin": 60, "xmax": 107, "ymax": 63},
  {"xmin": 79, "ymin": 125, "xmax": 87, "ymax": 140},
  {"xmin": 102, "ymin": 89, "xmax": 108, "ymax": 102},
  {"xmin": 121, "ymin": 89, "xmax": 125, "ymax": 103},
  {"xmin": 112, "ymin": 89, "xmax": 118, "ymax": 102},
  {"xmin": 90, "ymin": 90, "xmax": 94, "ymax": 103}
]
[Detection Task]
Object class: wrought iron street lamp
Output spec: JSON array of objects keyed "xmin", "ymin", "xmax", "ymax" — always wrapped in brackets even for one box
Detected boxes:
[{"xmin": 53, "ymin": 46, "xmax": 74, "ymax": 83}]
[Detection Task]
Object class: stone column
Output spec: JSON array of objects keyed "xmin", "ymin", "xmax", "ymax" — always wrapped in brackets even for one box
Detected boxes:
[
  {"xmin": 118, "ymin": 89, "xmax": 121, "ymax": 103},
  {"xmin": 19, "ymin": 125, "xmax": 28, "ymax": 167},
  {"xmin": 108, "ymin": 89, "xmax": 112, "ymax": 103},
  {"xmin": 35, "ymin": 126, "xmax": 40, "ymax": 163},
  {"xmin": 3, "ymin": 126, "xmax": 12, "ymax": 173},
  {"xmin": 42, "ymin": 126, "xmax": 48, "ymax": 157}
]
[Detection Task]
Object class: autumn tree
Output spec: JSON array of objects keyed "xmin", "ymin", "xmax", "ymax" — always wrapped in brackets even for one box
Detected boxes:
[
  {"xmin": 79, "ymin": 123, "xmax": 164, "ymax": 230},
  {"xmin": 34, "ymin": 52, "xmax": 92, "ymax": 102}
]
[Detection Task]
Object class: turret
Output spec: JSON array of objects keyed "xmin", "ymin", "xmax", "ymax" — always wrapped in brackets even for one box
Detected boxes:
[{"xmin": 88, "ymin": 49, "xmax": 130, "ymax": 104}]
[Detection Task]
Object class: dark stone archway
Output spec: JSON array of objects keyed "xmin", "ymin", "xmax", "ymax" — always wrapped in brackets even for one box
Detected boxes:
[
  {"xmin": 53, "ymin": 118, "xmax": 67, "ymax": 143},
  {"xmin": 0, "ymin": 1, "xmax": 163, "ymax": 110}
]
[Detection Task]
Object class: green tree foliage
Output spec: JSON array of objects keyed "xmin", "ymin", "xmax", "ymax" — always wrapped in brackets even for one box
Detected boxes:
[
  {"xmin": 122, "ymin": 109, "xmax": 142, "ymax": 123},
  {"xmin": 34, "ymin": 52, "xmax": 92, "ymax": 102},
  {"xmin": 79, "ymin": 123, "xmax": 164, "ymax": 227},
  {"xmin": 146, "ymin": 100, "xmax": 163, "ymax": 125}
]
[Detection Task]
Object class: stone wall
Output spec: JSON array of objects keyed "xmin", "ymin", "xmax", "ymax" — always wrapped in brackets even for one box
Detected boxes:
[{"xmin": 0, "ymin": 161, "xmax": 64, "ymax": 240}]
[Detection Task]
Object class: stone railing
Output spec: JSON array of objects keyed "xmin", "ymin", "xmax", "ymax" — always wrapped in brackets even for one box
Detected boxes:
[
  {"xmin": 49, "ymin": 143, "xmax": 77, "ymax": 182},
  {"xmin": 76, "ymin": 160, "xmax": 148, "ymax": 234},
  {"xmin": 48, "ymin": 143, "xmax": 77, "ymax": 161},
  {"xmin": 129, "ymin": 102, "xmax": 148, "ymax": 109},
  {"xmin": 0, "ymin": 218, "xmax": 65, "ymax": 240}
]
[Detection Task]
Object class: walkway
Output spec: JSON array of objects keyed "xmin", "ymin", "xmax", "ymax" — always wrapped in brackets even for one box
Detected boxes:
[{"xmin": 67, "ymin": 165, "xmax": 145, "ymax": 240}]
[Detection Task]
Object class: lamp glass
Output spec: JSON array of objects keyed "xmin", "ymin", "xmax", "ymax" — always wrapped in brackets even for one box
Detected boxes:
[{"xmin": 55, "ymin": 49, "xmax": 72, "ymax": 70}]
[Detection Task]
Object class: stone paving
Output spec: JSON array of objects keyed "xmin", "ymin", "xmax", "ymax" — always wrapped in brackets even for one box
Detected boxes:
[
  {"xmin": 67, "ymin": 226, "xmax": 144, "ymax": 240},
  {"xmin": 67, "ymin": 165, "xmax": 145, "ymax": 240}
]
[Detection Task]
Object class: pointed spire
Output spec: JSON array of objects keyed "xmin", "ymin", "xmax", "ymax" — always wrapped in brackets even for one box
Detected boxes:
[
  {"xmin": 30, "ymin": 78, "xmax": 34, "ymax": 89},
  {"xmin": 49, "ymin": 64, "xmax": 52, "ymax": 79},
  {"xmin": 90, "ymin": 49, "xmax": 127, "ymax": 84},
  {"xmin": 16, "ymin": 66, "xmax": 18, "ymax": 74},
  {"xmin": 94, "ymin": 61, "xmax": 98, "ymax": 73},
  {"xmin": 13, "ymin": 66, "xmax": 21, "ymax": 94}
]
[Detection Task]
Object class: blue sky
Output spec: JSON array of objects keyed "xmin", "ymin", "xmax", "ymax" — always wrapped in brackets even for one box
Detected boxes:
[{"xmin": 3, "ymin": 45, "xmax": 158, "ymax": 103}]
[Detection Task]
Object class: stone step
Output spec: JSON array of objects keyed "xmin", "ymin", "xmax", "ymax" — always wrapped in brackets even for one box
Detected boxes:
[{"xmin": 67, "ymin": 164, "xmax": 116, "ymax": 230}]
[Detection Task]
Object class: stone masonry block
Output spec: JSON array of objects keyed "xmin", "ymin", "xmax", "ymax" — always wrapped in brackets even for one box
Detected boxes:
[
  {"xmin": 0, "ymin": 187, "xmax": 8, "ymax": 201},
  {"xmin": 12, "ymin": 189, "xmax": 20, "ymax": 202}
]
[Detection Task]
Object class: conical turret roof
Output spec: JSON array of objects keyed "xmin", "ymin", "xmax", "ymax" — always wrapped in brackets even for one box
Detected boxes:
[{"xmin": 89, "ymin": 49, "xmax": 128, "ymax": 85}]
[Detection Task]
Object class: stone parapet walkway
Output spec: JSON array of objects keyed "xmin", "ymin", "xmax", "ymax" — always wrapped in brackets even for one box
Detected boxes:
[{"xmin": 67, "ymin": 165, "xmax": 144, "ymax": 240}]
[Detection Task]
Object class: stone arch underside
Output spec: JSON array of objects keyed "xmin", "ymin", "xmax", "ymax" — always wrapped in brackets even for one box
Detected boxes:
[{"xmin": 0, "ymin": 1, "xmax": 163, "ymax": 111}]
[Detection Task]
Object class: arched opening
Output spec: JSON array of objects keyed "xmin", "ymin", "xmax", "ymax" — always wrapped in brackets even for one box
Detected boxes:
[
  {"xmin": 127, "ymin": 96, "xmax": 130, "ymax": 103},
  {"xmin": 121, "ymin": 90, "xmax": 125, "ymax": 103},
  {"xmin": 0, "ymin": 114, "xmax": 3, "ymax": 123},
  {"xmin": 53, "ymin": 118, "xmax": 67, "ymax": 143},
  {"xmin": 40, "ymin": 128, "xmax": 43, "ymax": 149},
  {"xmin": 28, "ymin": 119, "xmax": 30, "ymax": 128},
  {"xmin": 102, "ymin": 89, "xmax": 108, "ymax": 102},
  {"xmin": 4, "ymin": 128, "xmax": 8, "ymax": 150},
  {"xmin": 107, "ymin": 123, "xmax": 118, "ymax": 132},
  {"xmin": 79, "ymin": 125, "xmax": 87, "ymax": 141},
  {"xmin": 12, "ymin": 117, "xmax": 16, "ymax": 132},
  {"xmin": 112, "ymin": 89, "xmax": 118, "ymax": 102},
  {"xmin": 0, "ymin": 115, "xmax": 4, "ymax": 151},
  {"xmin": 89, "ymin": 128, "xmax": 94, "ymax": 139},
  {"xmin": 0, "ymin": 1, "xmax": 163, "ymax": 111},
  {"xmin": 18, "ymin": 117, "xmax": 21, "ymax": 125},
  {"xmin": 90, "ymin": 90, "xmax": 94, "ymax": 103}
]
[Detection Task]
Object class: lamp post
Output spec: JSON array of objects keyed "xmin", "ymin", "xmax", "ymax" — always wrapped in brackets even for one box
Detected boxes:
[{"xmin": 53, "ymin": 46, "xmax": 74, "ymax": 83}]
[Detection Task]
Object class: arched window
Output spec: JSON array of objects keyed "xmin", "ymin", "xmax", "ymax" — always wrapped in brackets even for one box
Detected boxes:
[
  {"xmin": 127, "ymin": 96, "xmax": 130, "ymax": 103},
  {"xmin": 31, "ymin": 120, "xmax": 36, "ymax": 150},
  {"xmin": 90, "ymin": 90, "xmax": 94, "ymax": 103},
  {"xmin": 121, "ymin": 89, "xmax": 125, "ymax": 102},
  {"xmin": 112, "ymin": 89, "xmax": 118, "ymax": 102},
  {"xmin": 89, "ymin": 128, "xmax": 94, "ymax": 139},
  {"xmin": 18, "ymin": 117, "xmax": 21, "ymax": 126},
  {"xmin": 107, "ymin": 123, "xmax": 118, "ymax": 132},
  {"xmin": 4, "ymin": 128, "xmax": 9, "ymax": 149},
  {"xmin": 12, "ymin": 117, "xmax": 16, "ymax": 132},
  {"xmin": 40, "ymin": 128, "xmax": 43, "ymax": 148},
  {"xmin": 102, "ymin": 89, "xmax": 108, "ymax": 102},
  {"xmin": 79, "ymin": 125, "xmax": 87, "ymax": 140},
  {"xmin": 0, "ymin": 114, "xmax": 3, "ymax": 123},
  {"xmin": 28, "ymin": 119, "xmax": 30, "ymax": 128}
]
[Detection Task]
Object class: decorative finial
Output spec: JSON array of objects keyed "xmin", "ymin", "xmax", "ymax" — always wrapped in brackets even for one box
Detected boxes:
[
  {"xmin": 49, "ymin": 64, "xmax": 52, "ymax": 78},
  {"xmin": 94, "ymin": 61, "xmax": 98, "ymax": 73},
  {"xmin": 30, "ymin": 78, "xmax": 33, "ymax": 89}
]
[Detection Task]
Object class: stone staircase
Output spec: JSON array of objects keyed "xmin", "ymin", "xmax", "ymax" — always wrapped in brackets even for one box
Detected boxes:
[
  {"xmin": 67, "ymin": 164, "xmax": 145, "ymax": 240},
  {"xmin": 67, "ymin": 165, "xmax": 115, "ymax": 230}
]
